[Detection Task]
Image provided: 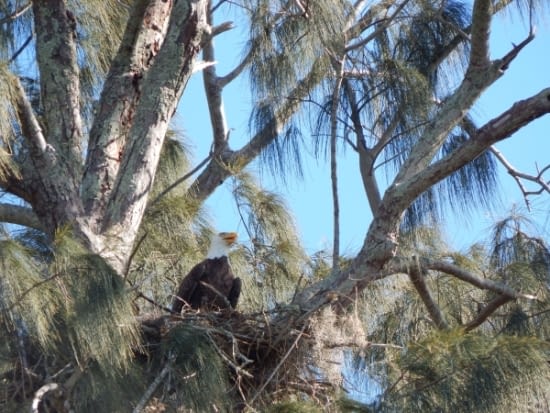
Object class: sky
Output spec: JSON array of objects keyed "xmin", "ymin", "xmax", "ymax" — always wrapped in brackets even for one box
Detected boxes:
[{"xmin": 177, "ymin": 5, "xmax": 550, "ymax": 257}]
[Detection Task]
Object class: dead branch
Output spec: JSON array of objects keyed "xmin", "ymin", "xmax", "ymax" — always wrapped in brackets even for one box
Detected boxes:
[
  {"xmin": 31, "ymin": 383, "xmax": 69, "ymax": 413},
  {"xmin": 489, "ymin": 146, "xmax": 550, "ymax": 210},
  {"xmin": 133, "ymin": 357, "xmax": 174, "ymax": 413}
]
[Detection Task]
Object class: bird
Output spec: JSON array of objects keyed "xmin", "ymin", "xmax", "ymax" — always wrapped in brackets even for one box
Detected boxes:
[{"xmin": 171, "ymin": 232, "xmax": 241, "ymax": 313}]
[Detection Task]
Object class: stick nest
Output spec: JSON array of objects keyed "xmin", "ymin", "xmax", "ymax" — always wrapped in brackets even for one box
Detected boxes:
[{"xmin": 139, "ymin": 307, "xmax": 335, "ymax": 409}]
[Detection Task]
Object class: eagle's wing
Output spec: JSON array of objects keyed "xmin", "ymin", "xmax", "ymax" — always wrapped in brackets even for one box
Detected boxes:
[
  {"xmin": 171, "ymin": 261, "xmax": 206, "ymax": 313},
  {"xmin": 227, "ymin": 277, "xmax": 241, "ymax": 309}
]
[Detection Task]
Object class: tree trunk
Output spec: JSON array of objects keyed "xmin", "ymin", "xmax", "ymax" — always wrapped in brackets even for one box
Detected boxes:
[{"xmin": 24, "ymin": 0, "xmax": 209, "ymax": 274}]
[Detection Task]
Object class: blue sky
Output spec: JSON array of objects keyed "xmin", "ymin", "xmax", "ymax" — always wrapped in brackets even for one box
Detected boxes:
[{"xmin": 177, "ymin": 7, "xmax": 550, "ymax": 256}]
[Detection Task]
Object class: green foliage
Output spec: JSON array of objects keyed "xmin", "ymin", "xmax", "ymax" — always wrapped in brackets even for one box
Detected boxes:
[
  {"xmin": 51, "ymin": 232, "xmax": 140, "ymax": 372},
  {"xmin": 71, "ymin": 360, "xmax": 145, "ymax": 413},
  {"xmin": 0, "ymin": 238, "xmax": 60, "ymax": 349},
  {"xmin": 383, "ymin": 330, "xmax": 550, "ymax": 413},
  {"xmin": 232, "ymin": 172, "xmax": 309, "ymax": 308},
  {"xmin": 162, "ymin": 324, "xmax": 230, "ymax": 412}
]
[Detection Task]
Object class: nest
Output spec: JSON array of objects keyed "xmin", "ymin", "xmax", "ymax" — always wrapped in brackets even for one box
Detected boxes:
[{"xmin": 138, "ymin": 307, "xmax": 337, "ymax": 410}]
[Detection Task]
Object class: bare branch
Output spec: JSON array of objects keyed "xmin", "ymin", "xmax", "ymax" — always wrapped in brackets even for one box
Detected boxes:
[
  {"xmin": 31, "ymin": 383, "xmax": 67, "ymax": 413},
  {"xmin": 149, "ymin": 153, "xmax": 213, "ymax": 206},
  {"xmin": 10, "ymin": 74, "xmax": 47, "ymax": 154},
  {"xmin": 249, "ymin": 323, "xmax": 308, "ymax": 404},
  {"xmin": 0, "ymin": 203, "xmax": 44, "ymax": 231},
  {"xmin": 407, "ymin": 259, "xmax": 448, "ymax": 329},
  {"xmin": 202, "ymin": 12, "xmax": 229, "ymax": 150},
  {"xmin": 330, "ymin": 59, "xmax": 345, "ymax": 272},
  {"xmin": 217, "ymin": 46, "xmax": 254, "ymax": 87},
  {"xmin": 464, "ymin": 294, "xmax": 513, "ymax": 332},
  {"xmin": 187, "ymin": 55, "xmax": 329, "ymax": 203},
  {"xmin": 0, "ymin": 2, "xmax": 31, "ymax": 25},
  {"xmin": 210, "ymin": 20, "xmax": 234, "ymax": 37},
  {"xmin": 497, "ymin": 28, "xmax": 535, "ymax": 72},
  {"xmin": 9, "ymin": 34, "xmax": 32, "ymax": 63},
  {"xmin": 397, "ymin": 88, "xmax": 550, "ymax": 213},
  {"xmin": 468, "ymin": 0, "xmax": 492, "ymax": 72},
  {"xmin": 420, "ymin": 258, "xmax": 536, "ymax": 300},
  {"xmin": 489, "ymin": 146, "xmax": 550, "ymax": 209},
  {"xmin": 132, "ymin": 358, "xmax": 173, "ymax": 413}
]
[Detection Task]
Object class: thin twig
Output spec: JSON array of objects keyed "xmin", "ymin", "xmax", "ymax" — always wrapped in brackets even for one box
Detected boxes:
[
  {"xmin": 0, "ymin": 2, "xmax": 31, "ymax": 25},
  {"xmin": 490, "ymin": 146, "xmax": 550, "ymax": 210},
  {"xmin": 6, "ymin": 271, "xmax": 63, "ymax": 312}
]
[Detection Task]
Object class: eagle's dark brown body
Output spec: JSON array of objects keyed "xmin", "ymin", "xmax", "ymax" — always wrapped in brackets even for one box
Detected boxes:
[{"xmin": 171, "ymin": 256, "xmax": 241, "ymax": 313}]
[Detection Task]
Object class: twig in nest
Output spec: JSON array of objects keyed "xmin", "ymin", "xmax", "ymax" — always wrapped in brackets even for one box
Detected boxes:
[{"xmin": 249, "ymin": 323, "xmax": 308, "ymax": 404}]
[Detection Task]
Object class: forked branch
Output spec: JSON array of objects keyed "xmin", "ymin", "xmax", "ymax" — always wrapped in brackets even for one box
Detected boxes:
[
  {"xmin": 407, "ymin": 260, "xmax": 448, "ymax": 329},
  {"xmin": 489, "ymin": 146, "xmax": 550, "ymax": 209}
]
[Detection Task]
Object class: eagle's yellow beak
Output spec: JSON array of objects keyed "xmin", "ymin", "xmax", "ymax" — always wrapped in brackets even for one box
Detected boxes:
[{"xmin": 220, "ymin": 232, "xmax": 238, "ymax": 246}]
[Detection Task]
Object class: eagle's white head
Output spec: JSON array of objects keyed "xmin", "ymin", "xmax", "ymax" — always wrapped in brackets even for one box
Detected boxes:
[{"xmin": 206, "ymin": 232, "xmax": 238, "ymax": 259}]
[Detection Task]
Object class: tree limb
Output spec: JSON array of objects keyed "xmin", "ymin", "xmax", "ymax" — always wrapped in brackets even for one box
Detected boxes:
[
  {"xmin": 396, "ymin": 87, "xmax": 550, "ymax": 217},
  {"xmin": 101, "ymin": 0, "xmax": 209, "ymax": 273},
  {"xmin": 342, "ymin": 78, "xmax": 382, "ymax": 214},
  {"xmin": 0, "ymin": 203, "xmax": 44, "ymax": 231},
  {"xmin": 0, "ymin": 2, "xmax": 31, "ymax": 25},
  {"xmin": 32, "ymin": 0, "xmax": 83, "ymax": 168},
  {"xmin": 418, "ymin": 258, "xmax": 536, "ymax": 300},
  {"xmin": 82, "ymin": 0, "xmax": 173, "ymax": 218},
  {"xmin": 344, "ymin": 0, "xmax": 410, "ymax": 52},
  {"xmin": 132, "ymin": 358, "xmax": 173, "ymax": 413},
  {"xmin": 202, "ymin": 8, "xmax": 229, "ymax": 151},
  {"xmin": 464, "ymin": 294, "xmax": 513, "ymax": 332},
  {"xmin": 468, "ymin": 0, "xmax": 492, "ymax": 72},
  {"xmin": 407, "ymin": 260, "xmax": 448, "ymax": 329},
  {"xmin": 10, "ymin": 74, "xmax": 47, "ymax": 155},
  {"xmin": 330, "ymin": 58, "xmax": 345, "ymax": 272},
  {"xmin": 187, "ymin": 55, "xmax": 329, "ymax": 203}
]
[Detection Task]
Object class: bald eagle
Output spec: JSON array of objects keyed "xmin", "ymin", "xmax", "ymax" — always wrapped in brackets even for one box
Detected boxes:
[{"xmin": 171, "ymin": 232, "xmax": 241, "ymax": 313}]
